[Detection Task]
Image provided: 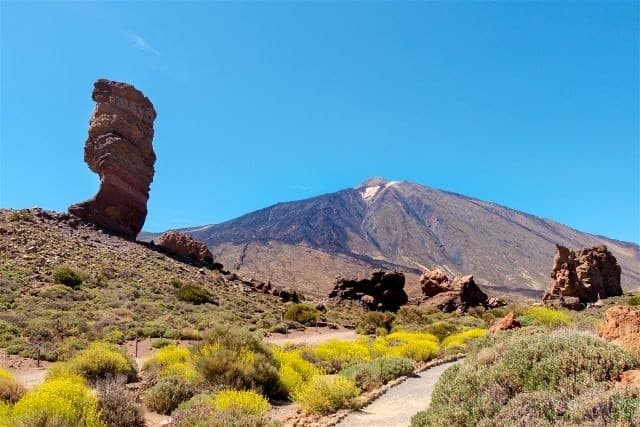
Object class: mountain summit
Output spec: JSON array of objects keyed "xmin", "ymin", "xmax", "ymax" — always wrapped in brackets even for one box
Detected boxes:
[{"xmin": 151, "ymin": 179, "xmax": 640, "ymax": 298}]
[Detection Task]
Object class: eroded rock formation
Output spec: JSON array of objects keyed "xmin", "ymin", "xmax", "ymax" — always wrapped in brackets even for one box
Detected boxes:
[
  {"xmin": 543, "ymin": 245, "xmax": 622, "ymax": 310},
  {"xmin": 69, "ymin": 79, "xmax": 156, "ymax": 240},
  {"xmin": 418, "ymin": 269, "xmax": 490, "ymax": 312},
  {"xmin": 329, "ymin": 270, "xmax": 409, "ymax": 311},
  {"xmin": 157, "ymin": 231, "xmax": 215, "ymax": 266}
]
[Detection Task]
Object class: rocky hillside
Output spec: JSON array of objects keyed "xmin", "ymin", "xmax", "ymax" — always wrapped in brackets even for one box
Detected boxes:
[
  {"xmin": 145, "ymin": 178, "xmax": 640, "ymax": 298},
  {"xmin": 0, "ymin": 208, "xmax": 359, "ymax": 361}
]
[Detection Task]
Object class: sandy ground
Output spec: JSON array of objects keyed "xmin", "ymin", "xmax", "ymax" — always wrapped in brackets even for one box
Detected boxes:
[{"xmin": 335, "ymin": 361, "xmax": 459, "ymax": 427}]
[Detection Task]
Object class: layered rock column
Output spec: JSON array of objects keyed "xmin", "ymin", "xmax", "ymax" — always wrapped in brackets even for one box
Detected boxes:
[{"xmin": 69, "ymin": 79, "xmax": 156, "ymax": 240}]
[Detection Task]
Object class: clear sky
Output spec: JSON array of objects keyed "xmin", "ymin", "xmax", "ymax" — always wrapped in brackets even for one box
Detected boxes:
[{"xmin": 1, "ymin": 1, "xmax": 638, "ymax": 243}]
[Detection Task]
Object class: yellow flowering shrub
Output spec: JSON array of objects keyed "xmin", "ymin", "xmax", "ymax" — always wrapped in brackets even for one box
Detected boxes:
[
  {"xmin": 292, "ymin": 375, "xmax": 360, "ymax": 414},
  {"xmin": 306, "ymin": 338, "xmax": 371, "ymax": 371},
  {"xmin": 48, "ymin": 342, "xmax": 136, "ymax": 383},
  {"xmin": 144, "ymin": 344, "xmax": 191, "ymax": 370},
  {"xmin": 518, "ymin": 307, "xmax": 572, "ymax": 328},
  {"xmin": 10, "ymin": 375, "xmax": 105, "ymax": 427},
  {"xmin": 273, "ymin": 347, "xmax": 322, "ymax": 394},
  {"xmin": 383, "ymin": 331, "xmax": 440, "ymax": 361},
  {"xmin": 212, "ymin": 390, "xmax": 270, "ymax": 415},
  {"xmin": 442, "ymin": 328, "xmax": 488, "ymax": 351}
]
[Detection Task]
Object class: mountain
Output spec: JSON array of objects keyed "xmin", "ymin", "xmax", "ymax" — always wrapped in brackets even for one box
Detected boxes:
[{"xmin": 143, "ymin": 178, "xmax": 640, "ymax": 298}]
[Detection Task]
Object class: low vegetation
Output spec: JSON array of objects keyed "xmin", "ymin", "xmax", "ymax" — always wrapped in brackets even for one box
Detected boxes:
[
  {"xmin": 411, "ymin": 329, "xmax": 638, "ymax": 426},
  {"xmin": 339, "ymin": 356, "xmax": 414, "ymax": 391},
  {"xmin": 0, "ymin": 369, "xmax": 25, "ymax": 405},
  {"xmin": 284, "ymin": 303, "xmax": 321, "ymax": 325},
  {"xmin": 292, "ymin": 375, "xmax": 361, "ymax": 414},
  {"xmin": 170, "ymin": 391, "xmax": 278, "ymax": 427},
  {"xmin": 0, "ymin": 209, "xmax": 363, "ymax": 363},
  {"xmin": 5, "ymin": 374, "xmax": 104, "ymax": 427},
  {"xmin": 517, "ymin": 306, "xmax": 572, "ymax": 328},
  {"xmin": 47, "ymin": 342, "xmax": 137, "ymax": 383}
]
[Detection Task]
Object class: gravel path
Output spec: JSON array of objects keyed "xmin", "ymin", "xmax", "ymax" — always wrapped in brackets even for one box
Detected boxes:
[{"xmin": 336, "ymin": 361, "xmax": 458, "ymax": 427}]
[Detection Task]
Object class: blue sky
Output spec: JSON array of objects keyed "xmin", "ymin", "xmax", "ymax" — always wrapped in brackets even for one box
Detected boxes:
[{"xmin": 1, "ymin": 1, "xmax": 638, "ymax": 243}]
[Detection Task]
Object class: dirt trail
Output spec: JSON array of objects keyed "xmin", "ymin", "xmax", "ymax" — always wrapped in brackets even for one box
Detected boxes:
[
  {"xmin": 265, "ymin": 328, "xmax": 357, "ymax": 346},
  {"xmin": 336, "ymin": 361, "xmax": 459, "ymax": 427}
]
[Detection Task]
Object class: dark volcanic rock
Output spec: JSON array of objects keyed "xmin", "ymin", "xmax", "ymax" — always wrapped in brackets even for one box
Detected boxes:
[
  {"xmin": 156, "ymin": 231, "xmax": 215, "ymax": 266},
  {"xmin": 69, "ymin": 79, "xmax": 156, "ymax": 240},
  {"xmin": 329, "ymin": 270, "xmax": 409, "ymax": 311},
  {"xmin": 543, "ymin": 244, "xmax": 622, "ymax": 310},
  {"xmin": 419, "ymin": 269, "xmax": 489, "ymax": 312}
]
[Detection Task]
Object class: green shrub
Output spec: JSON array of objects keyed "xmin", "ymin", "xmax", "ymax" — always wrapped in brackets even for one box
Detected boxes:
[
  {"xmin": 152, "ymin": 338, "xmax": 173, "ymax": 349},
  {"xmin": 143, "ymin": 375, "xmax": 196, "ymax": 415},
  {"xmin": 193, "ymin": 327, "xmax": 284, "ymax": 398},
  {"xmin": 52, "ymin": 266, "xmax": 83, "ymax": 289},
  {"xmin": 566, "ymin": 386, "xmax": 640, "ymax": 425},
  {"xmin": 48, "ymin": 342, "xmax": 137, "ymax": 383},
  {"xmin": 411, "ymin": 330, "xmax": 637, "ymax": 426},
  {"xmin": 339, "ymin": 356, "xmax": 414, "ymax": 391},
  {"xmin": 284, "ymin": 304, "xmax": 320, "ymax": 325},
  {"xmin": 629, "ymin": 295, "xmax": 640, "ymax": 306},
  {"xmin": 518, "ymin": 307, "xmax": 571, "ymax": 328},
  {"xmin": 176, "ymin": 284, "xmax": 215, "ymax": 305},
  {"xmin": 423, "ymin": 320, "xmax": 460, "ymax": 341},
  {"xmin": 10, "ymin": 374, "xmax": 104, "ymax": 427},
  {"xmin": 293, "ymin": 375, "xmax": 360, "ymax": 414},
  {"xmin": 356, "ymin": 312, "xmax": 395, "ymax": 335},
  {"xmin": 96, "ymin": 375, "xmax": 145, "ymax": 427},
  {"xmin": 0, "ymin": 369, "xmax": 25, "ymax": 404},
  {"xmin": 171, "ymin": 393, "xmax": 280, "ymax": 427}
]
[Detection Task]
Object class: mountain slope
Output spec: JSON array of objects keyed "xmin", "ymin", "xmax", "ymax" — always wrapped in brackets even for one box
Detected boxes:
[{"xmin": 150, "ymin": 178, "xmax": 640, "ymax": 298}]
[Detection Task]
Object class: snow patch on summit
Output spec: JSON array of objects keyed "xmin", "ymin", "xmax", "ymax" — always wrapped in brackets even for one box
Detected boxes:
[{"xmin": 361, "ymin": 186, "xmax": 380, "ymax": 201}]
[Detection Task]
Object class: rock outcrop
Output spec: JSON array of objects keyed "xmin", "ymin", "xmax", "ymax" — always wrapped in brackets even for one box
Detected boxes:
[
  {"xmin": 543, "ymin": 245, "xmax": 622, "ymax": 310},
  {"xmin": 489, "ymin": 311, "xmax": 521, "ymax": 334},
  {"xmin": 329, "ymin": 271, "xmax": 409, "ymax": 311},
  {"xmin": 418, "ymin": 269, "xmax": 490, "ymax": 312},
  {"xmin": 599, "ymin": 306, "xmax": 640, "ymax": 351},
  {"xmin": 156, "ymin": 231, "xmax": 215, "ymax": 266},
  {"xmin": 613, "ymin": 370, "xmax": 640, "ymax": 388},
  {"xmin": 69, "ymin": 79, "xmax": 156, "ymax": 240}
]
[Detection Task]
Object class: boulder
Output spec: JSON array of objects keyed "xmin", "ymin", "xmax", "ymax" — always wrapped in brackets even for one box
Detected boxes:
[
  {"xmin": 329, "ymin": 270, "xmax": 409, "ymax": 312},
  {"xmin": 69, "ymin": 79, "xmax": 156, "ymax": 240},
  {"xmin": 489, "ymin": 311, "xmax": 521, "ymax": 334},
  {"xmin": 543, "ymin": 245, "xmax": 622, "ymax": 310},
  {"xmin": 613, "ymin": 370, "xmax": 640, "ymax": 388},
  {"xmin": 599, "ymin": 306, "xmax": 640, "ymax": 349},
  {"xmin": 156, "ymin": 231, "xmax": 215, "ymax": 266},
  {"xmin": 419, "ymin": 270, "xmax": 489, "ymax": 312}
]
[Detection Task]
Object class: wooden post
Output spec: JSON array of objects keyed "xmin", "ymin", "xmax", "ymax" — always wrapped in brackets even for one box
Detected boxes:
[
  {"xmin": 36, "ymin": 345, "xmax": 41, "ymax": 368},
  {"xmin": 135, "ymin": 338, "xmax": 139, "ymax": 358}
]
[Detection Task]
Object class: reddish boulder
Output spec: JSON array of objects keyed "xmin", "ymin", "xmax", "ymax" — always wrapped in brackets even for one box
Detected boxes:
[
  {"xmin": 489, "ymin": 311, "xmax": 521, "ymax": 334},
  {"xmin": 329, "ymin": 270, "xmax": 409, "ymax": 312},
  {"xmin": 419, "ymin": 270, "xmax": 489, "ymax": 312},
  {"xmin": 613, "ymin": 370, "xmax": 640, "ymax": 388},
  {"xmin": 69, "ymin": 79, "xmax": 156, "ymax": 240},
  {"xmin": 156, "ymin": 231, "xmax": 214, "ymax": 266},
  {"xmin": 599, "ymin": 306, "xmax": 640, "ymax": 349},
  {"xmin": 543, "ymin": 245, "xmax": 622, "ymax": 310}
]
